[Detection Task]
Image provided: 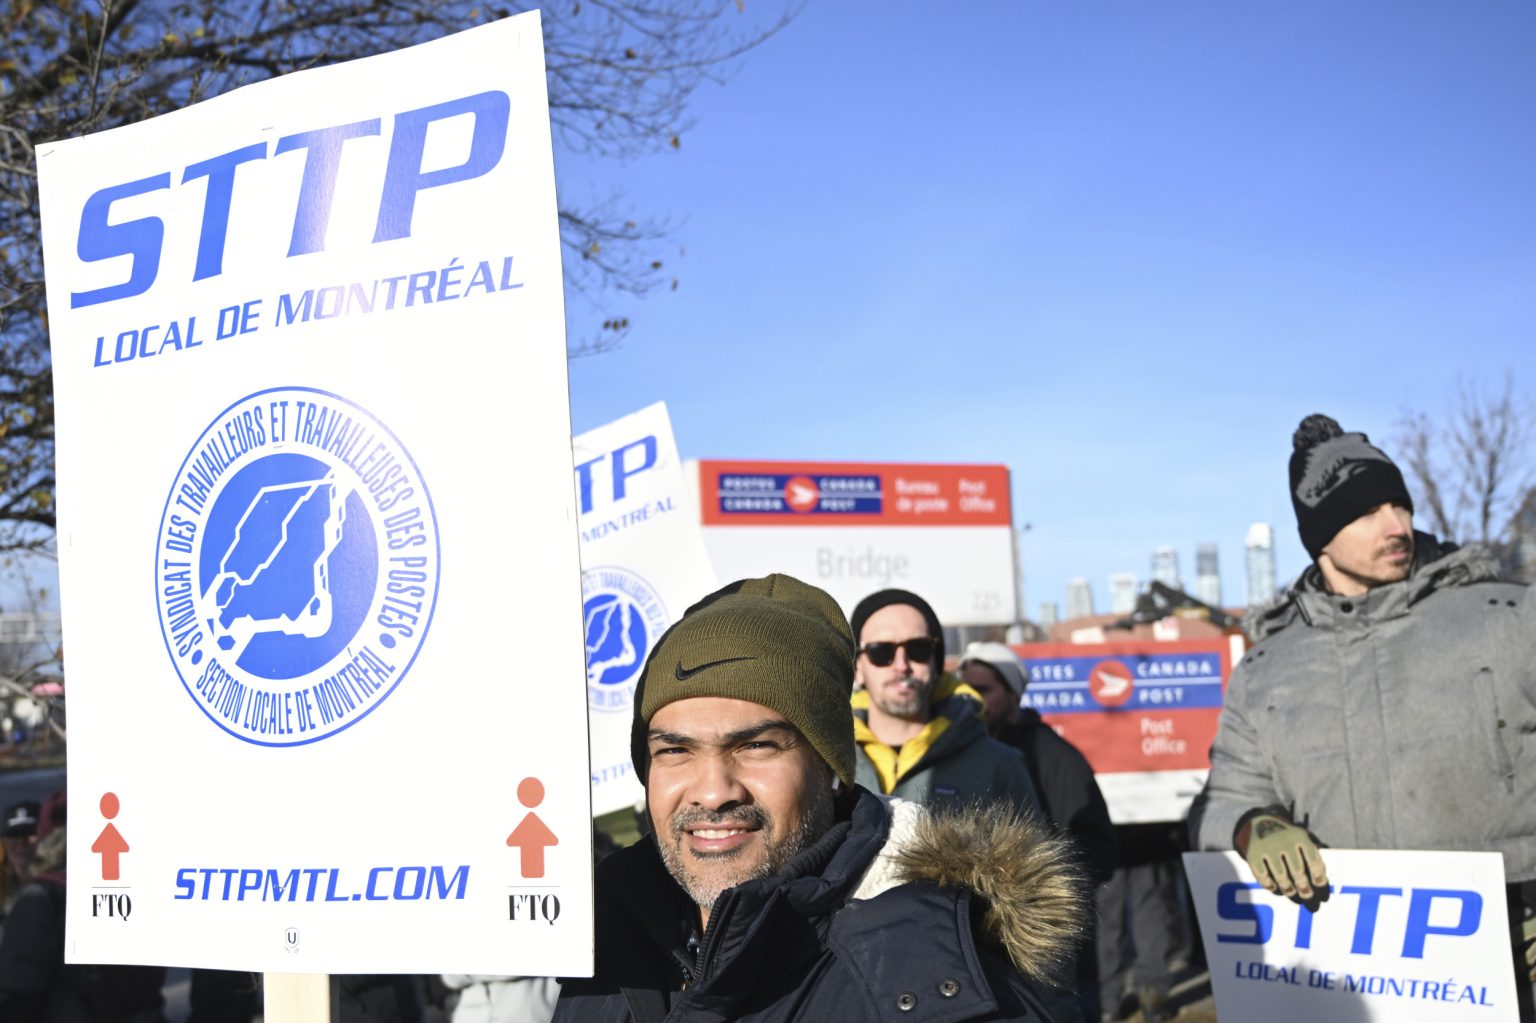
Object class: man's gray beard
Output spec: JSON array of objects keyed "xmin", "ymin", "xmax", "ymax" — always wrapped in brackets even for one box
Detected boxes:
[{"xmin": 658, "ymin": 786, "xmax": 836, "ymax": 913}]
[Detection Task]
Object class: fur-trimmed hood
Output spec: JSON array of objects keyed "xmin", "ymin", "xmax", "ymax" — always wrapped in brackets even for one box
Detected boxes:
[
  {"xmin": 559, "ymin": 787, "xmax": 1088, "ymax": 1022},
  {"xmin": 852, "ymin": 797, "xmax": 1089, "ymax": 985}
]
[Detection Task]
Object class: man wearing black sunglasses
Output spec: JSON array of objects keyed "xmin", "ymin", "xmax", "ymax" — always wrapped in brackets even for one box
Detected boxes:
[
  {"xmin": 849, "ymin": 589, "xmax": 1041, "ymax": 815},
  {"xmin": 848, "ymin": 590, "xmax": 1081, "ymax": 1019}
]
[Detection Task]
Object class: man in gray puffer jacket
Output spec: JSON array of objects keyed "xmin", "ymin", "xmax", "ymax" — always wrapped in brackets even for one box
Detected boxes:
[{"xmin": 1188, "ymin": 413, "xmax": 1536, "ymax": 1021}]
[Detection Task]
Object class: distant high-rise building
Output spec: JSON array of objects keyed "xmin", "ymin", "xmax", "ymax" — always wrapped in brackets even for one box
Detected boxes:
[
  {"xmin": 1065, "ymin": 578, "xmax": 1094, "ymax": 620},
  {"xmin": 1195, "ymin": 542, "xmax": 1222, "ymax": 606},
  {"xmin": 1497, "ymin": 487, "xmax": 1536, "ymax": 583},
  {"xmin": 1038, "ymin": 602, "xmax": 1060, "ymax": 630},
  {"xmin": 1151, "ymin": 545, "xmax": 1181, "ymax": 590},
  {"xmin": 1246, "ymin": 523, "xmax": 1278, "ymax": 606},
  {"xmin": 1109, "ymin": 572, "xmax": 1138, "ymax": 614}
]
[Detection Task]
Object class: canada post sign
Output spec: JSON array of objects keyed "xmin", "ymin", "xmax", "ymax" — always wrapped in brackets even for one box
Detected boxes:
[
  {"xmin": 1015, "ymin": 640, "xmax": 1232, "ymax": 823},
  {"xmin": 698, "ymin": 460, "xmax": 1017, "ymax": 626},
  {"xmin": 41, "ymin": 14, "xmax": 594, "ymax": 976}
]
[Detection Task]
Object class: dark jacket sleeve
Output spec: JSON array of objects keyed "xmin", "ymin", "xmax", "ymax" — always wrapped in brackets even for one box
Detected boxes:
[{"xmin": 979, "ymin": 948, "xmax": 1062, "ymax": 1022}]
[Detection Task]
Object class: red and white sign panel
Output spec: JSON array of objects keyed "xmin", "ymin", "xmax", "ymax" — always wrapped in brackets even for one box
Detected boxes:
[
  {"xmin": 700, "ymin": 461, "xmax": 1011, "ymax": 527},
  {"xmin": 1014, "ymin": 639, "xmax": 1234, "ymax": 823},
  {"xmin": 696, "ymin": 460, "xmax": 1016, "ymax": 625}
]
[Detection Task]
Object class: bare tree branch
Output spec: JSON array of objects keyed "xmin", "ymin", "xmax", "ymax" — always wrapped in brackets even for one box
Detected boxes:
[
  {"xmin": 0, "ymin": 0, "xmax": 796, "ymax": 546},
  {"xmin": 1395, "ymin": 371, "xmax": 1535, "ymax": 548},
  {"xmin": 1394, "ymin": 410, "xmax": 1456, "ymax": 540}
]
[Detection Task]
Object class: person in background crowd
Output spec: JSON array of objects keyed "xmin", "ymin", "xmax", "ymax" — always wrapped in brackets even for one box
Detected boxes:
[
  {"xmin": 849, "ymin": 590, "xmax": 1077, "ymax": 1020},
  {"xmin": 1, "ymin": 800, "xmax": 41, "ymax": 923},
  {"xmin": 555, "ymin": 574, "xmax": 1085, "ymax": 1022},
  {"xmin": 440, "ymin": 975, "xmax": 558, "ymax": 1023},
  {"xmin": 1092, "ymin": 825, "xmax": 1184, "ymax": 1023},
  {"xmin": 335, "ymin": 974, "xmax": 427, "ymax": 1021},
  {"xmin": 849, "ymin": 589, "xmax": 1040, "ymax": 812},
  {"xmin": 960, "ymin": 641, "xmax": 1118, "ymax": 1023},
  {"xmin": 1189, "ymin": 413, "xmax": 1536, "ymax": 1021},
  {"xmin": 185, "ymin": 969, "xmax": 258, "ymax": 1023}
]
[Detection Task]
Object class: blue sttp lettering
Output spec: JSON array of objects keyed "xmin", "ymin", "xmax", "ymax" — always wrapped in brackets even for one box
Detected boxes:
[
  {"xmin": 236, "ymin": 868, "xmax": 263, "ymax": 901},
  {"xmin": 374, "ymin": 91, "xmax": 510, "ymax": 243},
  {"xmin": 182, "ymin": 143, "xmax": 268, "ymax": 281},
  {"xmin": 611, "ymin": 436, "xmax": 658, "ymax": 502},
  {"xmin": 1215, "ymin": 882, "xmax": 1272, "ymax": 944},
  {"xmin": 1401, "ymin": 888, "xmax": 1481, "ymax": 959},
  {"xmin": 71, "ymin": 173, "xmax": 171, "ymax": 308},
  {"xmin": 1339, "ymin": 886, "xmax": 1403, "ymax": 955},
  {"xmin": 276, "ymin": 119, "xmax": 383, "ymax": 256},
  {"xmin": 574, "ymin": 455, "xmax": 603, "ymax": 515},
  {"xmin": 1295, "ymin": 902, "xmax": 1316, "ymax": 949},
  {"xmin": 174, "ymin": 867, "xmax": 194, "ymax": 900}
]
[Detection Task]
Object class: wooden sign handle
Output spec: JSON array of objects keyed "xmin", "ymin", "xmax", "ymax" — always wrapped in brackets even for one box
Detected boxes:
[{"xmin": 264, "ymin": 973, "xmax": 332, "ymax": 1022}]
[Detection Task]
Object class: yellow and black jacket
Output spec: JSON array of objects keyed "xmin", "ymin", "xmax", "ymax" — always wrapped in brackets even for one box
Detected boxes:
[{"xmin": 852, "ymin": 675, "xmax": 1041, "ymax": 813}]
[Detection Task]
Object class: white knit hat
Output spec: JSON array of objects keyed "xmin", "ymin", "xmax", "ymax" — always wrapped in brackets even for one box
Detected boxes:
[{"xmin": 959, "ymin": 641, "xmax": 1028, "ymax": 695}]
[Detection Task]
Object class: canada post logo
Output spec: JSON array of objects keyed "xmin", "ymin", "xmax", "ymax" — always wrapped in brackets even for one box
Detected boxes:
[
  {"xmin": 716, "ymin": 473, "xmax": 881, "ymax": 515},
  {"xmin": 582, "ymin": 566, "xmax": 667, "ymax": 713},
  {"xmin": 156, "ymin": 387, "xmax": 439, "ymax": 745}
]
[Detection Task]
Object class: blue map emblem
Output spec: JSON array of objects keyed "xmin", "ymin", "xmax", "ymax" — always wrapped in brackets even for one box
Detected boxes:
[
  {"xmin": 156, "ymin": 387, "xmax": 439, "ymax": 745},
  {"xmin": 581, "ymin": 567, "xmax": 667, "ymax": 712}
]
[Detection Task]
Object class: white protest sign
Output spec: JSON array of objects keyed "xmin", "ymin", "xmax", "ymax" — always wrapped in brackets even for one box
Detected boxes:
[
  {"xmin": 39, "ymin": 13, "xmax": 594, "ymax": 974},
  {"xmin": 1184, "ymin": 850, "xmax": 1518, "ymax": 1022},
  {"xmin": 575, "ymin": 402, "xmax": 717, "ymax": 815}
]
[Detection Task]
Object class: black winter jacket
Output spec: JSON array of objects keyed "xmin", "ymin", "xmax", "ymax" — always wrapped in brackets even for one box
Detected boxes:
[
  {"xmin": 994, "ymin": 710, "xmax": 1117, "ymax": 885},
  {"xmin": 554, "ymin": 787, "xmax": 1084, "ymax": 1023}
]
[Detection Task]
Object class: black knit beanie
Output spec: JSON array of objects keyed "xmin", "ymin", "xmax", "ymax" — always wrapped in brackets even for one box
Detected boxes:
[
  {"xmin": 848, "ymin": 588, "xmax": 944, "ymax": 668},
  {"xmin": 630, "ymin": 574, "xmax": 857, "ymax": 786},
  {"xmin": 1289, "ymin": 414, "xmax": 1414, "ymax": 560}
]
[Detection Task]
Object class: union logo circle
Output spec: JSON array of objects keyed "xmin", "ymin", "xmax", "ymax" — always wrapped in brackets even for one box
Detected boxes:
[
  {"xmin": 1088, "ymin": 659, "xmax": 1135, "ymax": 708},
  {"xmin": 155, "ymin": 387, "xmax": 440, "ymax": 746},
  {"xmin": 581, "ymin": 566, "xmax": 668, "ymax": 713}
]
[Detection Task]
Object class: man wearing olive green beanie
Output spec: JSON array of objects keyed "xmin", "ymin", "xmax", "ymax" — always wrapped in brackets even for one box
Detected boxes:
[
  {"xmin": 627, "ymin": 573, "xmax": 858, "ymax": 790},
  {"xmin": 554, "ymin": 574, "xmax": 1087, "ymax": 1023}
]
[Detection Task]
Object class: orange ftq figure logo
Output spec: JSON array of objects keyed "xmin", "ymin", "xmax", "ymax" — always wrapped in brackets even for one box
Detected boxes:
[{"xmin": 92, "ymin": 792, "xmax": 129, "ymax": 881}]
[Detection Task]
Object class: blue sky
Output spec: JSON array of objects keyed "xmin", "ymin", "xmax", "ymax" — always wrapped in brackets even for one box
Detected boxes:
[{"xmin": 562, "ymin": 0, "xmax": 1536, "ymax": 615}]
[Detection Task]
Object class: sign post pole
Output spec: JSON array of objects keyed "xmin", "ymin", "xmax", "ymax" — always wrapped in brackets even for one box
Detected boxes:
[{"xmin": 263, "ymin": 973, "xmax": 332, "ymax": 1022}]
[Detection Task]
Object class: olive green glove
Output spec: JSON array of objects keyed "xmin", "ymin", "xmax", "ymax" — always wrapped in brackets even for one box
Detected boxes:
[{"xmin": 1242, "ymin": 812, "xmax": 1328, "ymax": 901}]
